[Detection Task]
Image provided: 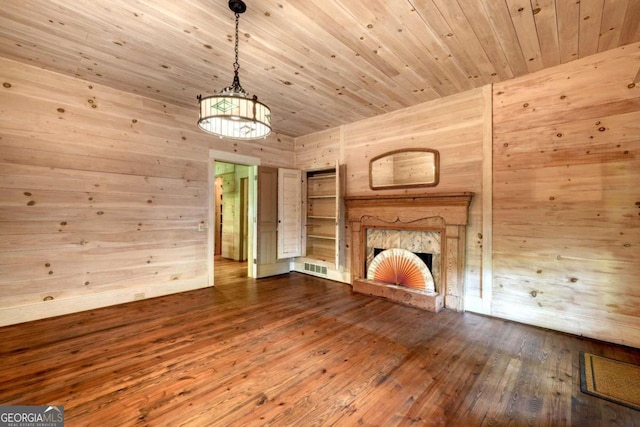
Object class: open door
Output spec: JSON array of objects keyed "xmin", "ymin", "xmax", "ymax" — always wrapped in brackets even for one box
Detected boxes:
[
  {"xmin": 278, "ymin": 168, "xmax": 303, "ymax": 259},
  {"xmin": 255, "ymin": 166, "xmax": 290, "ymax": 278}
]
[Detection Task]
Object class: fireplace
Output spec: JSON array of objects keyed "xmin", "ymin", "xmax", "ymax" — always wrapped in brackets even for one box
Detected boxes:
[
  {"xmin": 368, "ymin": 229, "xmax": 439, "ymax": 292},
  {"xmin": 345, "ymin": 193, "xmax": 473, "ymax": 312}
]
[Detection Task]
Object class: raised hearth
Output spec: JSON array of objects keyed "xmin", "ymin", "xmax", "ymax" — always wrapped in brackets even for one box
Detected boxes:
[{"xmin": 345, "ymin": 193, "xmax": 473, "ymax": 312}]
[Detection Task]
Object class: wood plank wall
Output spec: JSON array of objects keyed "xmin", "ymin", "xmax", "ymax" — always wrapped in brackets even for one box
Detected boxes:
[
  {"xmin": 0, "ymin": 57, "xmax": 294, "ymax": 326},
  {"xmin": 492, "ymin": 42, "xmax": 640, "ymax": 347},
  {"xmin": 295, "ymin": 128, "xmax": 343, "ymax": 171},
  {"xmin": 294, "ymin": 89, "xmax": 488, "ymax": 310},
  {"xmin": 294, "ymin": 43, "xmax": 640, "ymax": 348}
]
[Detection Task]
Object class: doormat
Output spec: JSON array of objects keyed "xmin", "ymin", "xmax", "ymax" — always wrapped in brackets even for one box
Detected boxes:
[{"xmin": 579, "ymin": 351, "xmax": 640, "ymax": 410}]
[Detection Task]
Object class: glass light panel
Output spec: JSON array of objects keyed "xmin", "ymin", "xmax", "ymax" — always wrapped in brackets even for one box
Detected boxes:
[{"xmin": 198, "ymin": 95, "xmax": 271, "ymax": 140}]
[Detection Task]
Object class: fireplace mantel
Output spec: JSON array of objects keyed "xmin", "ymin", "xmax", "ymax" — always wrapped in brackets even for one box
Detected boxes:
[{"xmin": 345, "ymin": 192, "xmax": 474, "ymax": 312}]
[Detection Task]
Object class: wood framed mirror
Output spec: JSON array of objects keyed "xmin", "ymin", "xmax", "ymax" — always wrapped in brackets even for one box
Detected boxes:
[{"xmin": 369, "ymin": 148, "xmax": 439, "ymax": 190}]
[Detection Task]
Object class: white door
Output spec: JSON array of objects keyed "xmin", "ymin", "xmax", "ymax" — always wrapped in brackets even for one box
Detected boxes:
[
  {"xmin": 255, "ymin": 166, "xmax": 290, "ymax": 278},
  {"xmin": 278, "ymin": 168, "xmax": 303, "ymax": 259}
]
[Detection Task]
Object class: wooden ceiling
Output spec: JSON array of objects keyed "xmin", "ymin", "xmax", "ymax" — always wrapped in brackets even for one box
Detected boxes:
[{"xmin": 1, "ymin": 0, "xmax": 639, "ymax": 138}]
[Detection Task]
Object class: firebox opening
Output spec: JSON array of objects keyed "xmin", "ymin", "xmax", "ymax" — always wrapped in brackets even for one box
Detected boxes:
[
  {"xmin": 367, "ymin": 248, "xmax": 436, "ymax": 292},
  {"xmin": 372, "ymin": 248, "xmax": 433, "ymax": 274},
  {"xmin": 365, "ymin": 228, "xmax": 442, "ymax": 293}
]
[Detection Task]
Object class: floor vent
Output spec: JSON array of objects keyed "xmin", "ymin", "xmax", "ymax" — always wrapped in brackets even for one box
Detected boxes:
[{"xmin": 304, "ymin": 262, "xmax": 328, "ymax": 276}]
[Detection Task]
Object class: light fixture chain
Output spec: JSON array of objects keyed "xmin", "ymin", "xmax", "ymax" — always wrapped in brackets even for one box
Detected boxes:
[
  {"xmin": 233, "ymin": 12, "xmax": 240, "ymax": 74},
  {"xmin": 230, "ymin": 11, "xmax": 243, "ymax": 93}
]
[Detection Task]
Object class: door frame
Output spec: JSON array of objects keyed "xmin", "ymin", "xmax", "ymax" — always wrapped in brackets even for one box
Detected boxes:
[
  {"xmin": 239, "ymin": 176, "xmax": 249, "ymax": 261},
  {"xmin": 208, "ymin": 150, "xmax": 261, "ymax": 284}
]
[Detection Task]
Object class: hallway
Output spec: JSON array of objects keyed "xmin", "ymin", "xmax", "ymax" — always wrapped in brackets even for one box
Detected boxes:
[{"xmin": 214, "ymin": 255, "xmax": 248, "ymax": 282}]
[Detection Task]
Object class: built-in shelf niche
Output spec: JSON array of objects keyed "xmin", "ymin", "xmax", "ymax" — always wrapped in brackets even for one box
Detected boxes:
[
  {"xmin": 305, "ymin": 169, "xmax": 339, "ymax": 262},
  {"xmin": 292, "ymin": 165, "xmax": 348, "ymax": 283}
]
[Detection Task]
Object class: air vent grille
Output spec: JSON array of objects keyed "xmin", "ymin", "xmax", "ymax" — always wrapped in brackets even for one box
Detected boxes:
[{"xmin": 304, "ymin": 262, "xmax": 328, "ymax": 276}]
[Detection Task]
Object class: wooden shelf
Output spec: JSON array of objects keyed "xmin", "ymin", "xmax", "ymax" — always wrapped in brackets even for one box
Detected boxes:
[
  {"xmin": 308, "ymin": 195, "xmax": 336, "ymax": 199},
  {"xmin": 308, "ymin": 174, "xmax": 336, "ymax": 180},
  {"xmin": 308, "ymin": 234, "xmax": 335, "ymax": 240}
]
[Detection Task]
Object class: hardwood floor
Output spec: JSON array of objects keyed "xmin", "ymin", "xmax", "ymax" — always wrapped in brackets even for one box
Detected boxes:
[
  {"xmin": 1, "ymin": 265, "xmax": 639, "ymax": 426},
  {"xmin": 215, "ymin": 255, "xmax": 248, "ymax": 279}
]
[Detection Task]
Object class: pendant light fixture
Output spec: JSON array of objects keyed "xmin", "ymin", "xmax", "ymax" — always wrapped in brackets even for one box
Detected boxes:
[{"xmin": 197, "ymin": 0, "xmax": 271, "ymax": 140}]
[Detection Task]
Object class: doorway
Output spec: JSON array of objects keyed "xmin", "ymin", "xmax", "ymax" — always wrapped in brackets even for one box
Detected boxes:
[
  {"xmin": 214, "ymin": 161, "xmax": 250, "ymax": 263},
  {"xmin": 208, "ymin": 150, "xmax": 261, "ymax": 284}
]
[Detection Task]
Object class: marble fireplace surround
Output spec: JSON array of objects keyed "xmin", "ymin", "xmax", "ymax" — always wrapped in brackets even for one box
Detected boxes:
[{"xmin": 345, "ymin": 193, "xmax": 473, "ymax": 312}]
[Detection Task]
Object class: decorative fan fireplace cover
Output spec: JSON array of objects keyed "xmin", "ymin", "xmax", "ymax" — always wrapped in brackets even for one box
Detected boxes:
[{"xmin": 366, "ymin": 248, "xmax": 435, "ymax": 292}]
